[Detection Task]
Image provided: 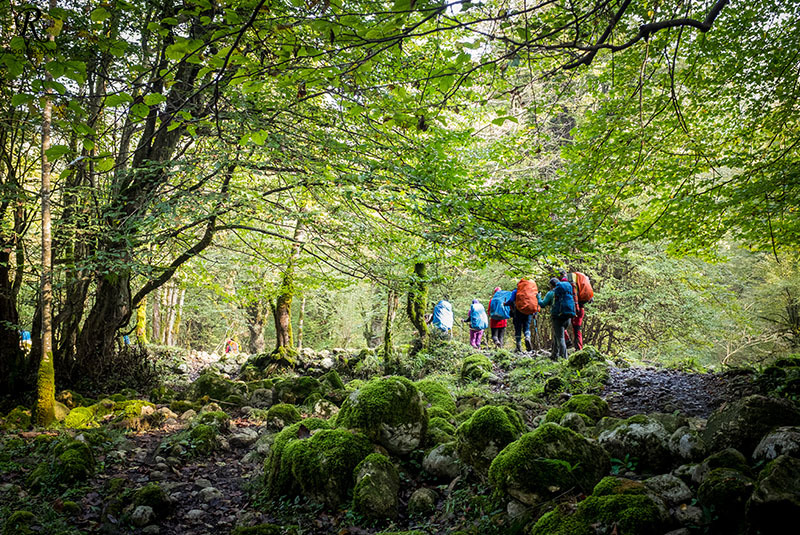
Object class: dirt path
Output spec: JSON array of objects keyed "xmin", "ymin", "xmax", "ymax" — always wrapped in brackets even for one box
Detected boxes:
[{"xmin": 602, "ymin": 366, "xmax": 759, "ymax": 418}]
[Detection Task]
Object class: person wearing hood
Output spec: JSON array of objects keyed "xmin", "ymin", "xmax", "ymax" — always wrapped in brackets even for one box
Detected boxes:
[
  {"xmin": 538, "ymin": 277, "xmax": 577, "ymax": 360},
  {"xmin": 488, "ymin": 287, "xmax": 508, "ymax": 348},
  {"xmin": 463, "ymin": 298, "xmax": 489, "ymax": 349}
]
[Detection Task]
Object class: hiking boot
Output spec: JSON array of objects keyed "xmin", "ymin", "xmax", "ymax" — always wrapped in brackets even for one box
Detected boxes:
[
  {"xmin": 515, "ymin": 340, "xmax": 522, "ymax": 352},
  {"xmin": 524, "ymin": 336, "xmax": 532, "ymax": 351}
]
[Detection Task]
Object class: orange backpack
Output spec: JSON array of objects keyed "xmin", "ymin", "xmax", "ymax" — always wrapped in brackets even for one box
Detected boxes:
[
  {"xmin": 515, "ymin": 279, "xmax": 540, "ymax": 315},
  {"xmin": 570, "ymin": 272, "xmax": 594, "ymax": 304}
]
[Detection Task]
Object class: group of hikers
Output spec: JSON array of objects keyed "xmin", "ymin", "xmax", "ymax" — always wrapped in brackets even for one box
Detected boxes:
[{"xmin": 429, "ymin": 270, "xmax": 593, "ymax": 360}]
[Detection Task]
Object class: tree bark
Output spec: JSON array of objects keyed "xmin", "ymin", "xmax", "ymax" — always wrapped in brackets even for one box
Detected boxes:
[
  {"xmin": 272, "ymin": 214, "xmax": 306, "ymax": 356},
  {"xmin": 383, "ymin": 289, "xmax": 399, "ymax": 361},
  {"xmin": 297, "ymin": 297, "xmax": 306, "ymax": 350},
  {"xmin": 246, "ymin": 301, "xmax": 266, "ymax": 354},
  {"xmin": 136, "ymin": 295, "xmax": 148, "ymax": 345},
  {"xmin": 36, "ymin": 3, "xmax": 56, "ymax": 425},
  {"xmin": 152, "ymin": 286, "xmax": 161, "ymax": 344},
  {"xmin": 406, "ymin": 262, "xmax": 429, "ymax": 339}
]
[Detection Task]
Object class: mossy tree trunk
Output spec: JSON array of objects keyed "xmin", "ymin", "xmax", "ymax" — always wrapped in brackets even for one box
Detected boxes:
[
  {"xmin": 297, "ymin": 296, "xmax": 306, "ymax": 350},
  {"xmin": 246, "ymin": 301, "xmax": 267, "ymax": 354},
  {"xmin": 362, "ymin": 284, "xmax": 385, "ymax": 349},
  {"xmin": 383, "ymin": 289, "xmax": 399, "ymax": 364},
  {"xmin": 406, "ymin": 262, "xmax": 429, "ymax": 339},
  {"xmin": 271, "ymin": 214, "xmax": 306, "ymax": 362},
  {"xmin": 36, "ymin": 13, "xmax": 56, "ymax": 426},
  {"xmin": 135, "ymin": 295, "xmax": 148, "ymax": 345}
]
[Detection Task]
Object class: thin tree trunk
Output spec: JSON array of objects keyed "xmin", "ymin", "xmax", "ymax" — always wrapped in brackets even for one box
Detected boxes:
[
  {"xmin": 172, "ymin": 287, "xmax": 185, "ymax": 345},
  {"xmin": 297, "ymin": 296, "xmax": 306, "ymax": 350},
  {"xmin": 36, "ymin": 3, "xmax": 56, "ymax": 425},
  {"xmin": 152, "ymin": 286, "xmax": 161, "ymax": 345},
  {"xmin": 136, "ymin": 294, "xmax": 148, "ymax": 345},
  {"xmin": 406, "ymin": 262, "xmax": 429, "ymax": 339},
  {"xmin": 246, "ymin": 301, "xmax": 266, "ymax": 354},
  {"xmin": 272, "ymin": 213, "xmax": 307, "ymax": 358},
  {"xmin": 383, "ymin": 289, "xmax": 399, "ymax": 361}
]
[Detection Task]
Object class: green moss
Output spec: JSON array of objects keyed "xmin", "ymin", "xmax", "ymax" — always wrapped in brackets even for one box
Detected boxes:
[
  {"xmin": 427, "ymin": 416, "xmax": 457, "ymax": 446},
  {"xmin": 150, "ymin": 386, "xmax": 176, "ymax": 403},
  {"xmin": 453, "ymin": 409, "xmax": 474, "ymax": 425},
  {"xmin": 195, "ymin": 410, "xmax": 231, "ymax": 431},
  {"xmin": 455, "ymin": 405, "xmax": 526, "ymax": 473},
  {"xmin": 109, "ymin": 393, "xmax": 127, "ymax": 402},
  {"xmin": 352, "ymin": 453, "xmax": 400, "ymax": 519},
  {"xmin": 427, "ymin": 407, "xmax": 453, "ymax": 420},
  {"xmin": 321, "ymin": 370, "xmax": 345, "ymax": 391},
  {"xmin": 567, "ymin": 346, "xmax": 605, "ymax": 369},
  {"xmin": 4, "ymin": 510, "xmax": 37, "ymax": 534},
  {"xmin": 54, "ymin": 440, "xmax": 95, "ymax": 484},
  {"xmin": 275, "ymin": 376, "xmax": 322, "ymax": 404},
  {"xmin": 64, "ymin": 406, "xmax": 97, "ymax": 429},
  {"xmin": 265, "ymin": 418, "xmax": 332, "ymax": 497},
  {"xmin": 415, "ymin": 380, "xmax": 458, "ymax": 414},
  {"xmin": 191, "ymin": 369, "xmax": 246, "ymax": 401},
  {"xmin": 701, "ymin": 448, "xmax": 751, "ymax": 476},
  {"xmin": 530, "ymin": 506, "xmax": 591, "ymax": 535},
  {"xmin": 189, "ymin": 424, "xmax": 219, "ymax": 455},
  {"xmin": 170, "ymin": 400, "xmax": 199, "ymax": 414},
  {"xmin": 3, "ymin": 406, "xmax": 32, "ymax": 430},
  {"xmin": 303, "ymin": 392, "xmax": 323, "ymax": 409},
  {"xmin": 460, "ymin": 354, "xmax": 492, "ymax": 382},
  {"xmin": 284, "ymin": 428, "xmax": 373, "ymax": 505},
  {"xmin": 336, "ymin": 376, "xmax": 427, "ymax": 454},
  {"xmin": 133, "ymin": 483, "xmax": 173, "ymax": 518},
  {"xmin": 488, "ymin": 423, "xmax": 610, "ymax": 503},
  {"xmin": 266, "ymin": 403, "xmax": 302, "ymax": 428},
  {"xmin": 560, "ymin": 395, "xmax": 609, "ymax": 423},
  {"xmin": 592, "ymin": 476, "xmax": 648, "ymax": 496},
  {"xmin": 60, "ymin": 500, "xmax": 81, "ymax": 516},
  {"xmin": 697, "ymin": 468, "xmax": 754, "ymax": 519}
]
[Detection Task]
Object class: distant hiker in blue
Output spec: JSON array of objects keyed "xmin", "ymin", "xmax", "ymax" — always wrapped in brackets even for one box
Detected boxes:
[
  {"xmin": 431, "ymin": 299, "xmax": 454, "ymax": 338},
  {"xmin": 463, "ymin": 298, "xmax": 488, "ymax": 348},
  {"xmin": 538, "ymin": 277, "xmax": 577, "ymax": 360}
]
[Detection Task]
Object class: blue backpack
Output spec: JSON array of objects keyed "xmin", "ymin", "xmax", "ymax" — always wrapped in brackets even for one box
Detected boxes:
[
  {"xmin": 489, "ymin": 291, "xmax": 512, "ymax": 320},
  {"xmin": 469, "ymin": 303, "xmax": 489, "ymax": 330},
  {"xmin": 432, "ymin": 300, "xmax": 454, "ymax": 332},
  {"xmin": 554, "ymin": 281, "xmax": 576, "ymax": 318}
]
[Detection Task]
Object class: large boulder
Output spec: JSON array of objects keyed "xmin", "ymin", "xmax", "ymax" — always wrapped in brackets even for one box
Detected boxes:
[
  {"xmin": 352, "ymin": 453, "xmax": 400, "ymax": 519},
  {"xmin": 336, "ymin": 376, "xmax": 427, "ymax": 455},
  {"xmin": 414, "ymin": 380, "xmax": 457, "ymax": 414},
  {"xmin": 752, "ymin": 426, "xmax": 800, "ymax": 463},
  {"xmin": 668, "ymin": 426, "xmax": 708, "ymax": 463},
  {"xmin": 460, "ymin": 354, "xmax": 492, "ymax": 382},
  {"xmin": 274, "ymin": 376, "xmax": 323, "ymax": 405},
  {"xmin": 545, "ymin": 394, "xmax": 610, "ymax": 425},
  {"xmin": 423, "ymin": 442, "xmax": 461, "ymax": 480},
  {"xmin": 455, "ymin": 405, "xmax": 526, "ymax": 474},
  {"xmin": 703, "ymin": 395, "xmax": 800, "ymax": 457},
  {"xmin": 697, "ymin": 468, "xmax": 754, "ymax": 534},
  {"xmin": 489, "ymin": 423, "xmax": 610, "ymax": 506},
  {"xmin": 598, "ymin": 414, "xmax": 674, "ymax": 474},
  {"xmin": 264, "ymin": 418, "xmax": 332, "ymax": 498},
  {"xmin": 746, "ymin": 455, "xmax": 800, "ymax": 533},
  {"xmin": 191, "ymin": 369, "xmax": 247, "ymax": 401},
  {"xmin": 530, "ymin": 477, "xmax": 670, "ymax": 535},
  {"xmin": 283, "ymin": 429, "xmax": 373, "ymax": 506}
]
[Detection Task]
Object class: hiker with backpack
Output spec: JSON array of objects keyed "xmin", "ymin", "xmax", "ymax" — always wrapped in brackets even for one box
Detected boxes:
[
  {"xmin": 538, "ymin": 277, "xmax": 577, "ymax": 360},
  {"xmin": 431, "ymin": 298, "xmax": 454, "ymax": 338},
  {"xmin": 559, "ymin": 270, "xmax": 594, "ymax": 351},
  {"xmin": 463, "ymin": 298, "xmax": 489, "ymax": 348},
  {"xmin": 488, "ymin": 287, "xmax": 510, "ymax": 348},
  {"xmin": 505, "ymin": 278, "xmax": 540, "ymax": 352}
]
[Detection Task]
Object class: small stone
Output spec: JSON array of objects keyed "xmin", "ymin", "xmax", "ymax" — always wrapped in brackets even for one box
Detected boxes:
[
  {"xmin": 506, "ymin": 499, "xmax": 529, "ymax": 519},
  {"xmin": 130, "ymin": 505, "xmax": 156, "ymax": 527},
  {"xmin": 229, "ymin": 428, "xmax": 259, "ymax": 449},
  {"xmin": 198, "ymin": 486, "xmax": 222, "ymax": 502},
  {"xmin": 155, "ymin": 463, "xmax": 169, "ymax": 472},
  {"xmin": 142, "ymin": 526, "xmax": 160, "ymax": 535},
  {"xmin": 164, "ymin": 417, "xmax": 178, "ymax": 425},
  {"xmin": 644, "ymin": 474, "xmax": 693, "ymax": 507},
  {"xmin": 195, "ymin": 478, "xmax": 212, "ymax": 489},
  {"xmin": 158, "ymin": 407, "xmax": 178, "ymax": 419},
  {"xmin": 422, "ymin": 443, "xmax": 461, "ymax": 480},
  {"xmin": 149, "ymin": 470, "xmax": 167, "ymax": 480},
  {"xmin": 186, "ymin": 509, "xmax": 205, "ymax": 521},
  {"xmin": 320, "ymin": 357, "xmax": 335, "ymax": 370},
  {"xmin": 673, "ymin": 504, "xmax": 704, "ymax": 526},
  {"xmin": 154, "ymin": 456, "xmax": 166, "ymax": 464},
  {"xmin": 408, "ymin": 487, "xmax": 438, "ymax": 516},
  {"xmin": 180, "ymin": 410, "xmax": 196, "ymax": 421}
]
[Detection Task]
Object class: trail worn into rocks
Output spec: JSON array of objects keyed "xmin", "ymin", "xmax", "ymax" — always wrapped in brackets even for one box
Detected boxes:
[{"xmin": 603, "ymin": 366, "xmax": 759, "ymax": 418}]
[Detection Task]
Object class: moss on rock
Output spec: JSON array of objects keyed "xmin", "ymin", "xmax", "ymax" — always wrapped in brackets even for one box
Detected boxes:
[
  {"xmin": 460, "ymin": 354, "xmax": 492, "ymax": 382},
  {"xmin": 231, "ymin": 525, "xmax": 287, "ymax": 535},
  {"xmin": 133, "ymin": 483, "xmax": 173, "ymax": 518},
  {"xmin": 194, "ymin": 410, "xmax": 232, "ymax": 432},
  {"xmin": 191, "ymin": 369, "xmax": 247, "ymax": 401},
  {"xmin": 54, "ymin": 440, "xmax": 95, "ymax": 485},
  {"xmin": 427, "ymin": 417, "xmax": 457, "ymax": 446},
  {"xmin": 3, "ymin": 406, "xmax": 32, "ymax": 430},
  {"xmin": 698, "ymin": 468, "xmax": 754, "ymax": 532},
  {"xmin": 560, "ymin": 394, "xmax": 609, "ymax": 423},
  {"xmin": 283, "ymin": 428, "xmax": 373, "ymax": 506},
  {"xmin": 321, "ymin": 370, "xmax": 345, "ymax": 391},
  {"xmin": 352, "ymin": 453, "xmax": 400, "ymax": 519},
  {"xmin": 275, "ymin": 376, "xmax": 322, "ymax": 404},
  {"xmin": 336, "ymin": 376, "xmax": 427, "ymax": 455},
  {"xmin": 415, "ymin": 380, "xmax": 457, "ymax": 414},
  {"xmin": 489, "ymin": 423, "xmax": 610, "ymax": 505},
  {"xmin": 265, "ymin": 418, "xmax": 332, "ymax": 497},
  {"xmin": 189, "ymin": 424, "xmax": 219, "ymax": 455},
  {"xmin": 266, "ymin": 403, "xmax": 302, "ymax": 429},
  {"xmin": 4, "ymin": 510, "xmax": 37, "ymax": 535},
  {"xmin": 455, "ymin": 405, "xmax": 526, "ymax": 474},
  {"xmin": 64, "ymin": 406, "xmax": 97, "ymax": 429},
  {"xmin": 567, "ymin": 346, "xmax": 605, "ymax": 369}
]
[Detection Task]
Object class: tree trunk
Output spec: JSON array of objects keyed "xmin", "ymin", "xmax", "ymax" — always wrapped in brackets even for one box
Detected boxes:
[
  {"xmin": 383, "ymin": 289, "xmax": 399, "ymax": 362},
  {"xmin": 136, "ymin": 295, "xmax": 148, "ymax": 345},
  {"xmin": 171, "ymin": 287, "xmax": 185, "ymax": 345},
  {"xmin": 406, "ymin": 262, "xmax": 429, "ymax": 339},
  {"xmin": 152, "ymin": 286, "xmax": 161, "ymax": 345},
  {"xmin": 271, "ymin": 214, "xmax": 306, "ymax": 362},
  {"xmin": 165, "ymin": 284, "xmax": 178, "ymax": 346},
  {"xmin": 0, "ymin": 247, "xmax": 24, "ymax": 396},
  {"xmin": 362, "ymin": 284, "xmax": 385, "ymax": 349},
  {"xmin": 246, "ymin": 301, "xmax": 266, "ymax": 354},
  {"xmin": 297, "ymin": 297, "xmax": 306, "ymax": 350},
  {"xmin": 36, "ymin": 8, "xmax": 56, "ymax": 425}
]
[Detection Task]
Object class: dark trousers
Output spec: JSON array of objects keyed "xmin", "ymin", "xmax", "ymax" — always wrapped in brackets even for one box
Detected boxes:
[
  {"xmin": 552, "ymin": 314, "xmax": 571, "ymax": 359},
  {"xmin": 512, "ymin": 309, "xmax": 532, "ymax": 341},
  {"xmin": 491, "ymin": 326, "xmax": 505, "ymax": 347}
]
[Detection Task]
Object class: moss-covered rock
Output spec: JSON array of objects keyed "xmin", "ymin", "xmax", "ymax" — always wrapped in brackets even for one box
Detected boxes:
[
  {"xmin": 231, "ymin": 525, "xmax": 288, "ymax": 535},
  {"xmin": 3, "ymin": 406, "xmax": 32, "ymax": 430},
  {"xmin": 746, "ymin": 454, "xmax": 800, "ymax": 534},
  {"xmin": 598, "ymin": 414, "xmax": 674, "ymax": 474},
  {"xmin": 320, "ymin": 370, "xmax": 345, "ymax": 391},
  {"xmin": 352, "ymin": 453, "xmax": 400, "ymax": 519},
  {"xmin": 266, "ymin": 403, "xmax": 302, "ymax": 429},
  {"xmin": 427, "ymin": 417, "xmax": 457, "ymax": 446},
  {"xmin": 460, "ymin": 354, "xmax": 492, "ymax": 382},
  {"xmin": 455, "ymin": 405, "xmax": 525, "ymax": 474},
  {"xmin": 693, "ymin": 448, "xmax": 751, "ymax": 484},
  {"xmin": 544, "ymin": 376, "xmax": 566, "ymax": 395},
  {"xmin": 189, "ymin": 424, "xmax": 220, "ymax": 455},
  {"xmin": 752, "ymin": 425, "xmax": 800, "ymax": 463},
  {"xmin": 283, "ymin": 428, "xmax": 373, "ymax": 506},
  {"xmin": 133, "ymin": 483, "xmax": 173, "ymax": 518},
  {"xmin": 423, "ymin": 441, "xmax": 461, "ymax": 480},
  {"xmin": 3, "ymin": 510, "xmax": 37, "ymax": 535},
  {"xmin": 698, "ymin": 468, "xmax": 754, "ymax": 533},
  {"xmin": 488, "ymin": 423, "xmax": 610, "ymax": 505},
  {"xmin": 274, "ymin": 376, "xmax": 322, "ymax": 405},
  {"xmin": 567, "ymin": 346, "xmax": 605, "ymax": 369},
  {"xmin": 194, "ymin": 410, "xmax": 232, "ymax": 432},
  {"xmin": 415, "ymin": 380, "xmax": 457, "ymax": 414},
  {"xmin": 191, "ymin": 369, "xmax": 247, "ymax": 401},
  {"xmin": 427, "ymin": 407, "xmax": 453, "ymax": 421},
  {"xmin": 668, "ymin": 425, "xmax": 708, "ymax": 463},
  {"xmin": 264, "ymin": 418, "xmax": 332, "ymax": 497},
  {"xmin": 54, "ymin": 440, "xmax": 95, "ymax": 485},
  {"xmin": 561, "ymin": 394, "xmax": 609, "ymax": 422},
  {"xmin": 408, "ymin": 487, "xmax": 438, "ymax": 516},
  {"xmin": 64, "ymin": 406, "xmax": 96, "ymax": 429},
  {"xmin": 704, "ymin": 394, "xmax": 800, "ymax": 457},
  {"xmin": 336, "ymin": 376, "xmax": 427, "ymax": 455}
]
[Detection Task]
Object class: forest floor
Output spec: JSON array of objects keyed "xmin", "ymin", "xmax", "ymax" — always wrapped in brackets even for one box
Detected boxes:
[{"xmin": 0, "ymin": 353, "xmax": 771, "ymax": 535}]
